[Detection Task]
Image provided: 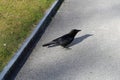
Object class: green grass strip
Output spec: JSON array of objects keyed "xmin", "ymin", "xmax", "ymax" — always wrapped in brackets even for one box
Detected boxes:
[{"xmin": 0, "ymin": 0, "xmax": 54, "ymax": 72}]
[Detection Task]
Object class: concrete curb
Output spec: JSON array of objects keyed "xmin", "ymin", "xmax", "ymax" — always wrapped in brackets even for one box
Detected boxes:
[{"xmin": 0, "ymin": 0, "xmax": 64, "ymax": 80}]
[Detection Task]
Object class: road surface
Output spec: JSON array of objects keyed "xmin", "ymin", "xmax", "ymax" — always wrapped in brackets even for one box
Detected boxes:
[{"xmin": 16, "ymin": 0, "xmax": 120, "ymax": 80}]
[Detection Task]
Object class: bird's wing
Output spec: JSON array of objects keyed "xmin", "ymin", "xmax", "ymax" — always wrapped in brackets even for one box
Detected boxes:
[
  {"xmin": 53, "ymin": 34, "xmax": 73, "ymax": 45},
  {"xmin": 52, "ymin": 34, "xmax": 69, "ymax": 43},
  {"xmin": 59, "ymin": 36, "xmax": 73, "ymax": 45}
]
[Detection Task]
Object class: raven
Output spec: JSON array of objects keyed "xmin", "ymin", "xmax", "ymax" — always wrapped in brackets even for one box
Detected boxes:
[{"xmin": 42, "ymin": 29, "xmax": 81, "ymax": 48}]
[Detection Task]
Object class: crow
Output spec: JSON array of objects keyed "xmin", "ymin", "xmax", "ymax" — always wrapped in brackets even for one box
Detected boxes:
[{"xmin": 42, "ymin": 29, "xmax": 81, "ymax": 48}]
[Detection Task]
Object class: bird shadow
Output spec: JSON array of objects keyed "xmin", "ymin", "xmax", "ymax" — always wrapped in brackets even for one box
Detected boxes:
[{"xmin": 67, "ymin": 34, "xmax": 93, "ymax": 48}]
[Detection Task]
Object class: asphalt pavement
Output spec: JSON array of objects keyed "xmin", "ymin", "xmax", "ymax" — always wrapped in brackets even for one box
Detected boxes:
[{"xmin": 15, "ymin": 0, "xmax": 120, "ymax": 80}]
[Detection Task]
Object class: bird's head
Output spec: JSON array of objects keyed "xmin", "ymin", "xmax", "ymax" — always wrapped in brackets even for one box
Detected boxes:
[
  {"xmin": 69, "ymin": 29, "xmax": 81, "ymax": 36},
  {"xmin": 71, "ymin": 29, "xmax": 81, "ymax": 33}
]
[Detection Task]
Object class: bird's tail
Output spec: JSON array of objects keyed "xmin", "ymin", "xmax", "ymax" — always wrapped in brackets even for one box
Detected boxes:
[{"xmin": 42, "ymin": 42, "xmax": 54, "ymax": 47}]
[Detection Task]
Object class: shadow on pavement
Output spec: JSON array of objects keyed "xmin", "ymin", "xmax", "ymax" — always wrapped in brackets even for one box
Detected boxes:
[{"xmin": 68, "ymin": 34, "xmax": 93, "ymax": 47}]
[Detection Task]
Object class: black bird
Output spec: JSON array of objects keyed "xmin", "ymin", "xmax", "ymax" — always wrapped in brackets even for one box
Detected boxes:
[{"xmin": 42, "ymin": 29, "xmax": 81, "ymax": 48}]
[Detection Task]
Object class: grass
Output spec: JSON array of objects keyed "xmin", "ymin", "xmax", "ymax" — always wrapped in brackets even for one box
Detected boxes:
[{"xmin": 0, "ymin": 0, "xmax": 54, "ymax": 72}]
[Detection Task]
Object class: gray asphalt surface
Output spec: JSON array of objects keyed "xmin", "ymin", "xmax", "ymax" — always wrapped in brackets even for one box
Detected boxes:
[{"xmin": 16, "ymin": 0, "xmax": 120, "ymax": 80}]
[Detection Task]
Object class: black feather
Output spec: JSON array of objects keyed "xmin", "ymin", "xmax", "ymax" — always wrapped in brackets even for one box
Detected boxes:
[{"xmin": 42, "ymin": 29, "xmax": 81, "ymax": 48}]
